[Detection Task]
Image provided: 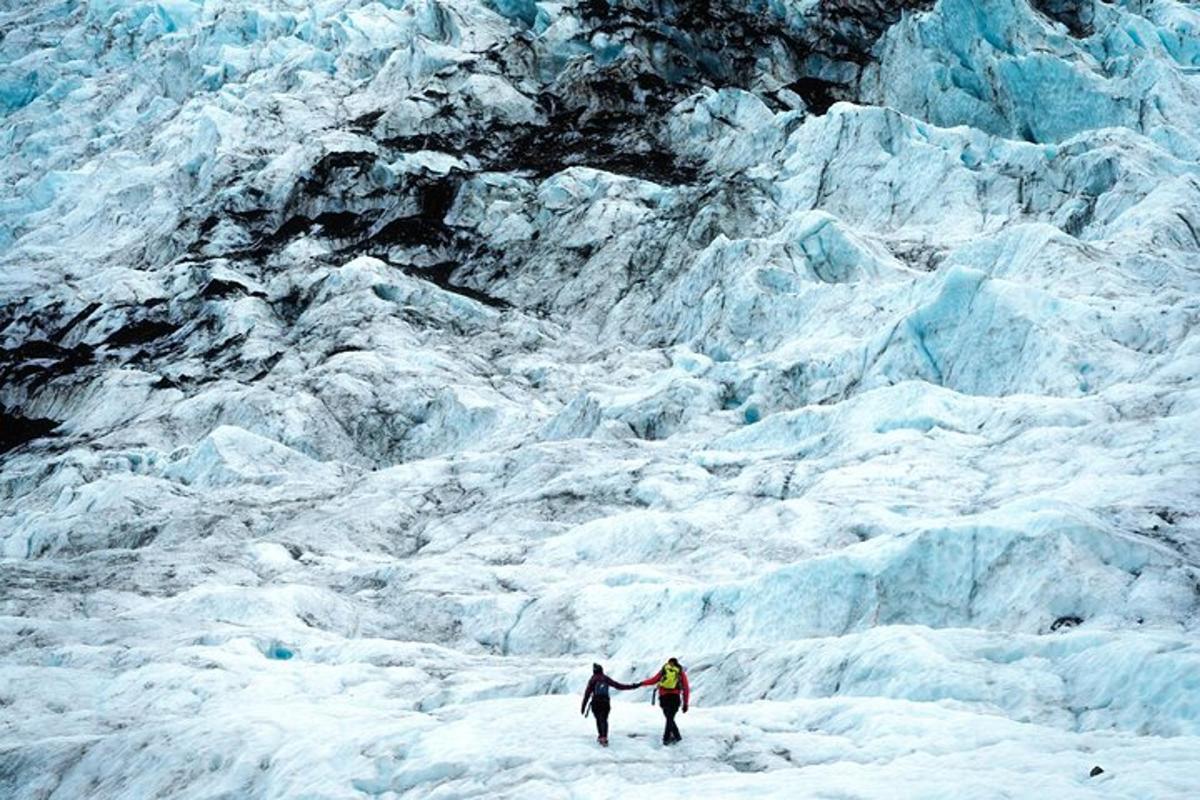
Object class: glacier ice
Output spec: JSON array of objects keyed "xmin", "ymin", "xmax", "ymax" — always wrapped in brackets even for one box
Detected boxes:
[{"xmin": 1, "ymin": 0, "xmax": 1199, "ymax": 797}]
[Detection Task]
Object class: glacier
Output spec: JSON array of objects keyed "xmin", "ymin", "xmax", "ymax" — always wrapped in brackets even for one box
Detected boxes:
[{"xmin": 1, "ymin": 0, "xmax": 1199, "ymax": 797}]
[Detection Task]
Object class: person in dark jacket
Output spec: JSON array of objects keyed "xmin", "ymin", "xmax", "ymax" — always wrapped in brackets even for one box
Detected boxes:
[
  {"xmin": 581, "ymin": 663, "xmax": 637, "ymax": 746},
  {"xmin": 637, "ymin": 657, "xmax": 690, "ymax": 745}
]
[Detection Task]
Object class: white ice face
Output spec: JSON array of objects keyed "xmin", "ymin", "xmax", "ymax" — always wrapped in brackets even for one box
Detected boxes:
[{"xmin": 2, "ymin": 0, "xmax": 1199, "ymax": 797}]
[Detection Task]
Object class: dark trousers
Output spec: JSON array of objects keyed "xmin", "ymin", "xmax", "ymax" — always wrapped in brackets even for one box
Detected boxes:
[
  {"xmin": 591, "ymin": 698, "xmax": 610, "ymax": 738},
  {"xmin": 659, "ymin": 693, "xmax": 682, "ymax": 742}
]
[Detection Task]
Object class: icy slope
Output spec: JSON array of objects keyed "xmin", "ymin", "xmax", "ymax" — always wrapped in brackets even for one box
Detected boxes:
[{"xmin": 1, "ymin": 0, "xmax": 1199, "ymax": 797}]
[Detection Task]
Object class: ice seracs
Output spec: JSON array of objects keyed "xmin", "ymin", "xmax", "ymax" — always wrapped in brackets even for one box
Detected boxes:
[{"xmin": 2, "ymin": 0, "xmax": 1199, "ymax": 797}]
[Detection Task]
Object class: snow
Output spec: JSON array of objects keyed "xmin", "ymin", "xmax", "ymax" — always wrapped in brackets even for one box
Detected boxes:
[{"xmin": 2, "ymin": 0, "xmax": 1200, "ymax": 797}]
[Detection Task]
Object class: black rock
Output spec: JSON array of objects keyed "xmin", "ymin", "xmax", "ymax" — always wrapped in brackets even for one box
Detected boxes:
[{"xmin": 0, "ymin": 406, "xmax": 59, "ymax": 454}]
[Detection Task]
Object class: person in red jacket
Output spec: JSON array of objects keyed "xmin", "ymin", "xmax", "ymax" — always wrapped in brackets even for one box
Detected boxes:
[
  {"xmin": 638, "ymin": 657, "xmax": 690, "ymax": 745},
  {"xmin": 581, "ymin": 663, "xmax": 637, "ymax": 746}
]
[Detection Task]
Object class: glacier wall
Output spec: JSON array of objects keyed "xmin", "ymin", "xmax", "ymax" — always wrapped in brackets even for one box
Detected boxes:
[{"xmin": 1, "ymin": 0, "xmax": 1199, "ymax": 797}]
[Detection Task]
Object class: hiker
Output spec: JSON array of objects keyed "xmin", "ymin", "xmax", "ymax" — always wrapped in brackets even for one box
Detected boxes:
[
  {"xmin": 580, "ymin": 663, "xmax": 637, "ymax": 746},
  {"xmin": 638, "ymin": 657, "xmax": 690, "ymax": 745}
]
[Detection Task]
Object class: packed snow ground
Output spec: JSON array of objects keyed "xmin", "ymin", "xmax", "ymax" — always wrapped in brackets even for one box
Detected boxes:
[{"xmin": 2, "ymin": 0, "xmax": 1200, "ymax": 798}]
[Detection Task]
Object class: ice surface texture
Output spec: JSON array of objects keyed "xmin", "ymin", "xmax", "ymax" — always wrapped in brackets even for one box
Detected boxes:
[{"xmin": 1, "ymin": 0, "xmax": 1199, "ymax": 797}]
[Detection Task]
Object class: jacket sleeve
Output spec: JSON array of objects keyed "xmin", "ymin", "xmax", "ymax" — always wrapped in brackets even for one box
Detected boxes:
[
  {"xmin": 581, "ymin": 676, "xmax": 594, "ymax": 713},
  {"xmin": 639, "ymin": 669, "xmax": 663, "ymax": 688},
  {"xmin": 605, "ymin": 675, "xmax": 638, "ymax": 691},
  {"xmin": 681, "ymin": 670, "xmax": 690, "ymax": 706}
]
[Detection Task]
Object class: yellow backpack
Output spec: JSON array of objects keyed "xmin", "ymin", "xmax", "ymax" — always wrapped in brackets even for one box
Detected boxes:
[{"xmin": 658, "ymin": 663, "xmax": 681, "ymax": 690}]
